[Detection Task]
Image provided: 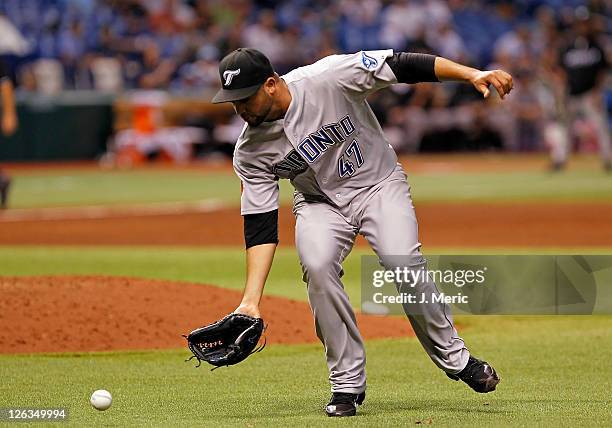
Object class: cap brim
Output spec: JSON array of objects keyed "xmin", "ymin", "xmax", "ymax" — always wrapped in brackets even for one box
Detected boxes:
[{"xmin": 211, "ymin": 84, "xmax": 262, "ymax": 104}]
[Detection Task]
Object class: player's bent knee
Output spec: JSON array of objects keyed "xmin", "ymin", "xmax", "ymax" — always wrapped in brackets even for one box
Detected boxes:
[{"xmin": 300, "ymin": 256, "xmax": 342, "ymax": 288}]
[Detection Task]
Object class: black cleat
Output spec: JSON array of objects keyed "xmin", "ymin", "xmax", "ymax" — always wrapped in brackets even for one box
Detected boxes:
[
  {"xmin": 550, "ymin": 161, "xmax": 565, "ymax": 172},
  {"xmin": 324, "ymin": 391, "xmax": 365, "ymax": 417},
  {"xmin": 447, "ymin": 356, "xmax": 500, "ymax": 393}
]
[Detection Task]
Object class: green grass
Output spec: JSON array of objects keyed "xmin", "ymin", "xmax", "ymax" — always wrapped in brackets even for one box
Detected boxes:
[
  {"xmin": 8, "ymin": 170, "xmax": 246, "ymax": 208},
  {"xmin": 1, "ymin": 247, "xmax": 611, "ymax": 425},
  {"xmin": 408, "ymin": 170, "xmax": 612, "ymax": 202},
  {"xmin": 2, "ymin": 246, "xmax": 611, "ymax": 305},
  {"xmin": 1, "ymin": 316, "xmax": 611, "ymax": 426},
  {"xmin": 7, "ymin": 163, "xmax": 612, "ymax": 209}
]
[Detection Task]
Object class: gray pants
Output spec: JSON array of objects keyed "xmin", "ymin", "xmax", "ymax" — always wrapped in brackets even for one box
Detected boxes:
[
  {"xmin": 294, "ymin": 164, "xmax": 469, "ymax": 393},
  {"xmin": 550, "ymin": 90, "xmax": 611, "ymax": 166}
]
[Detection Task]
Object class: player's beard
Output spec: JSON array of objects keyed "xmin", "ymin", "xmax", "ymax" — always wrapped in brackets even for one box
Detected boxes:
[
  {"xmin": 243, "ymin": 95, "xmax": 273, "ymax": 127},
  {"xmin": 243, "ymin": 113, "xmax": 266, "ymax": 127}
]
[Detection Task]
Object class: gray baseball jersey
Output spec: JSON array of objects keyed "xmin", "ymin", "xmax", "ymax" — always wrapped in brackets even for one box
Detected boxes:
[
  {"xmin": 233, "ymin": 50, "xmax": 468, "ymax": 394},
  {"xmin": 233, "ymin": 49, "xmax": 398, "ymax": 214}
]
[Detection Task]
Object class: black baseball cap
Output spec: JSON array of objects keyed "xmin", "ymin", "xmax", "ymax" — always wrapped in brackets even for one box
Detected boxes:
[{"xmin": 211, "ymin": 48, "xmax": 275, "ymax": 104}]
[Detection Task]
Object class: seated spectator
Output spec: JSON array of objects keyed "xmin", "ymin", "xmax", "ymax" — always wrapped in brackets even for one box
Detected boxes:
[{"xmin": 138, "ymin": 41, "xmax": 177, "ymax": 90}]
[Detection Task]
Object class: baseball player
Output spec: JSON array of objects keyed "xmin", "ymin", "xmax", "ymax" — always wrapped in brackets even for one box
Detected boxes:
[
  {"xmin": 0, "ymin": 58, "xmax": 18, "ymax": 209},
  {"xmin": 554, "ymin": 7, "xmax": 610, "ymax": 171},
  {"xmin": 212, "ymin": 48, "xmax": 512, "ymax": 417}
]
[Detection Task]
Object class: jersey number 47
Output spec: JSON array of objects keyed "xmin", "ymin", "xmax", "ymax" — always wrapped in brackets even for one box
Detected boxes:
[{"xmin": 338, "ymin": 139, "xmax": 364, "ymax": 178}]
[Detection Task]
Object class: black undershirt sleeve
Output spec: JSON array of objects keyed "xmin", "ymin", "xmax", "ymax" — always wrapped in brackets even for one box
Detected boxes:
[
  {"xmin": 244, "ymin": 209, "xmax": 279, "ymax": 249},
  {"xmin": 385, "ymin": 52, "xmax": 439, "ymax": 84}
]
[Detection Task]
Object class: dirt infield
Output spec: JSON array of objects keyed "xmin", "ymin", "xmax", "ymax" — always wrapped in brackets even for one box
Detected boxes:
[
  {"xmin": 1, "ymin": 202, "xmax": 610, "ymax": 247},
  {"xmin": 0, "ymin": 275, "xmax": 414, "ymax": 354}
]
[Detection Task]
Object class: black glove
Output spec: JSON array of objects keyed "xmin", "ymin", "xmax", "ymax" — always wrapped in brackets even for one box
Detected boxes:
[{"xmin": 185, "ymin": 313, "xmax": 265, "ymax": 369}]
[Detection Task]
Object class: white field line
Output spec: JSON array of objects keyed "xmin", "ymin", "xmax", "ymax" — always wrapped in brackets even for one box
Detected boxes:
[{"xmin": 0, "ymin": 200, "xmax": 228, "ymax": 222}]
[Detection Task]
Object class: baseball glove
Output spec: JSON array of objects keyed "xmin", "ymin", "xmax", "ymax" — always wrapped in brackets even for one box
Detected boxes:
[{"xmin": 184, "ymin": 313, "xmax": 266, "ymax": 369}]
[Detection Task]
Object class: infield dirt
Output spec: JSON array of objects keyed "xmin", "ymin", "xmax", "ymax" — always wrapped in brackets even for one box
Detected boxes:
[
  {"xmin": 0, "ymin": 203, "xmax": 610, "ymax": 247},
  {"xmin": 0, "ymin": 275, "xmax": 415, "ymax": 354}
]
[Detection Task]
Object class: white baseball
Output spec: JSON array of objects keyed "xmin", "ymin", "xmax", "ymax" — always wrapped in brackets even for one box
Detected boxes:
[{"xmin": 90, "ymin": 389, "xmax": 112, "ymax": 411}]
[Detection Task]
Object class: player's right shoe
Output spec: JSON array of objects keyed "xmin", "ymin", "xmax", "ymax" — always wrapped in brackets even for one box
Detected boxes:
[
  {"xmin": 325, "ymin": 391, "xmax": 365, "ymax": 417},
  {"xmin": 447, "ymin": 356, "xmax": 500, "ymax": 393},
  {"xmin": 550, "ymin": 161, "xmax": 566, "ymax": 172}
]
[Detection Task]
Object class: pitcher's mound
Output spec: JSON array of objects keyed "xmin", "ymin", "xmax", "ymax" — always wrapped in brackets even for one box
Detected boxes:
[{"xmin": 0, "ymin": 275, "xmax": 414, "ymax": 354}]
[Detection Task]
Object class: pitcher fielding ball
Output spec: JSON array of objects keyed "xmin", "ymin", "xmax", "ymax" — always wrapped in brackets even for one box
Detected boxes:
[{"xmin": 210, "ymin": 47, "xmax": 511, "ymax": 417}]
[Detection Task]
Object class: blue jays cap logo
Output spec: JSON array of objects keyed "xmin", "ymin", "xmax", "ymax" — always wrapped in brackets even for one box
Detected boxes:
[{"xmin": 223, "ymin": 68, "xmax": 241, "ymax": 87}]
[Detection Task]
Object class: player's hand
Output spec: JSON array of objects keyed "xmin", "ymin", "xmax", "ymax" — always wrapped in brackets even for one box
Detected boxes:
[
  {"xmin": 1, "ymin": 112, "xmax": 18, "ymax": 136},
  {"xmin": 234, "ymin": 302, "xmax": 261, "ymax": 319},
  {"xmin": 470, "ymin": 70, "xmax": 514, "ymax": 100}
]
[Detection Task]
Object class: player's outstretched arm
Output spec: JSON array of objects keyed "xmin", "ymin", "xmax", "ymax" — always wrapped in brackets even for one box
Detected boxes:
[
  {"xmin": 233, "ymin": 209, "xmax": 279, "ymax": 318},
  {"xmin": 234, "ymin": 243, "xmax": 277, "ymax": 318},
  {"xmin": 433, "ymin": 56, "xmax": 514, "ymax": 99}
]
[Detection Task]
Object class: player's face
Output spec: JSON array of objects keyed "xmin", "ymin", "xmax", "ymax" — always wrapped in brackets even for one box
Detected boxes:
[{"xmin": 232, "ymin": 82, "xmax": 274, "ymax": 127}]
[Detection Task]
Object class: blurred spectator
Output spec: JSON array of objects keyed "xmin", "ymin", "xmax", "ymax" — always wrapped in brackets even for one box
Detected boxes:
[
  {"xmin": 0, "ymin": 0, "xmax": 608, "ymax": 159},
  {"xmin": 493, "ymin": 24, "xmax": 533, "ymax": 63},
  {"xmin": 337, "ymin": 0, "xmax": 382, "ymax": 52},
  {"xmin": 426, "ymin": 21, "xmax": 467, "ymax": 62},
  {"xmin": 145, "ymin": 0, "xmax": 196, "ymax": 31},
  {"xmin": 379, "ymin": 0, "xmax": 426, "ymax": 51},
  {"xmin": 507, "ymin": 68, "xmax": 545, "ymax": 151},
  {"xmin": 531, "ymin": 6, "xmax": 561, "ymax": 56},
  {"xmin": 32, "ymin": 58, "xmax": 65, "ymax": 94},
  {"xmin": 138, "ymin": 40, "xmax": 177, "ymax": 89},
  {"xmin": 171, "ymin": 43, "xmax": 219, "ymax": 92},
  {"xmin": 242, "ymin": 9, "xmax": 285, "ymax": 65},
  {"xmin": 424, "ymin": 0, "xmax": 452, "ymax": 28},
  {"xmin": 90, "ymin": 56, "xmax": 123, "ymax": 91},
  {"xmin": 57, "ymin": 19, "xmax": 89, "ymax": 87}
]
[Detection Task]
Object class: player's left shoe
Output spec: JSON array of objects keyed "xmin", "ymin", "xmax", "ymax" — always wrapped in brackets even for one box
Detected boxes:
[
  {"xmin": 325, "ymin": 392, "xmax": 365, "ymax": 417},
  {"xmin": 447, "ymin": 356, "xmax": 500, "ymax": 393}
]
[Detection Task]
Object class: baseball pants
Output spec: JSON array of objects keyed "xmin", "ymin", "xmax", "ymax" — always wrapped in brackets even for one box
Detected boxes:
[
  {"xmin": 294, "ymin": 164, "xmax": 469, "ymax": 393},
  {"xmin": 552, "ymin": 90, "xmax": 611, "ymax": 166}
]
